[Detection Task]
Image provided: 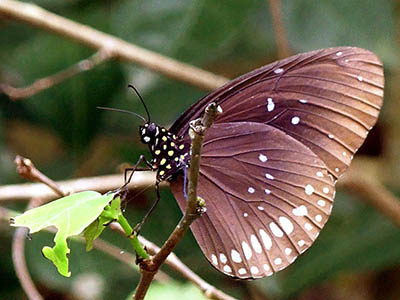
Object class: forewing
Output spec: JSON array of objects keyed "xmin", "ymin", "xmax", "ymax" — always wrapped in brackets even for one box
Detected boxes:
[
  {"xmin": 170, "ymin": 47, "xmax": 384, "ymax": 178},
  {"xmin": 170, "ymin": 122, "xmax": 335, "ymax": 279}
]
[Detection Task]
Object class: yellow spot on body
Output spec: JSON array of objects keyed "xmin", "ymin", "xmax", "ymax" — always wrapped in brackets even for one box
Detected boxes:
[
  {"xmin": 180, "ymin": 155, "xmax": 185, "ymax": 160},
  {"xmin": 161, "ymin": 128, "xmax": 166, "ymax": 132},
  {"xmin": 174, "ymin": 157, "xmax": 179, "ymax": 162},
  {"xmin": 170, "ymin": 142, "xmax": 175, "ymax": 147},
  {"xmin": 173, "ymin": 135, "xmax": 177, "ymax": 139},
  {"xmin": 168, "ymin": 150, "xmax": 174, "ymax": 156},
  {"xmin": 179, "ymin": 144, "xmax": 184, "ymax": 150},
  {"xmin": 163, "ymin": 145, "xmax": 167, "ymax": 150},
  {"xmin": 162, "ymin": 136, "xmax": 167, "ymax": 141},
  {"xmin": 155, "ymin": 150, "xmax": 161, "ymax": 155},
  {"xmin": 160, "ymin": 158, "xmax": 166, "ymax": 165},
  {"xmin": 159, "ymin": 170, "xmax": 165, "ymax": 176},
  {"xmin": 166, "ymin": 164, "xmax": 171, "ymax": 169}
]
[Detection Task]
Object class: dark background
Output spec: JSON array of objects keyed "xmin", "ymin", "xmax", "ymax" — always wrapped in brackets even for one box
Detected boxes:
[{"xmin": 0, "ymin": 0, "xmax": 399, "ymax": 299}]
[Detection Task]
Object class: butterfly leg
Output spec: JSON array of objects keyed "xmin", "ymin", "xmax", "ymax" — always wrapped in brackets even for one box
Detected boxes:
[
  {"xmin": 122, "ymin": 155, "xmax": 154, "ymax": 189},
  {"xmin": 133, "ymin": 181, "xmax": 161, "ymax": 235}
]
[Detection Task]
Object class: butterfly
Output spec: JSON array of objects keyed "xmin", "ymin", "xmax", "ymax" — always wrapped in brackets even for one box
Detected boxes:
[{"xmin": 133, "ymin": 47, "xmax": 384, "ymax": 279}]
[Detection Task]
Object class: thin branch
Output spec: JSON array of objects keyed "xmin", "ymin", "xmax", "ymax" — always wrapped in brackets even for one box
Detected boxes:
[
  {"xmin": 133, "ymin": 103, "xmax": 224, "ymax": 300},
  {"xmin": 14, "ymin": 155, "xmax": 68, "ymax": 197},
  {"xmin": 1, "ymin": 51, "xmax": 111, "ymax": 100},
  {"xmin": 339, "ymin": 167, "xmax": 400, "ymax": 227},
  {"xmin": 0, "ymin": 172, "xmax": 161, "ymax": 202},
  {"xmin": 109, "ymin": 222, "xmax": 236, "ymax": 300},
  {"xmin": 12, "ymin": 199, "xmax": 45, "ymax": 300},
  {"xmin": 0, "ymin": 0, "xmax": 228, "ymax": 91},
  {"xmin": 268, "ymin": 0, "xmax": 291, "ymax": 58}
]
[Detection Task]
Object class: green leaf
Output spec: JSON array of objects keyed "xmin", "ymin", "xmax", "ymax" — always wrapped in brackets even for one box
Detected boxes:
[
  {"xmin": 84, "ymin": 197, "xmax": 121, "ymax": 251},
  {"xmin": 11, "ymin": 191, "xmax": 115, "ymax": 277}
]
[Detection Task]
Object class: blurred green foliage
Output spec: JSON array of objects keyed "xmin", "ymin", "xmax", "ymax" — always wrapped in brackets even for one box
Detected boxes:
[{"xmin": 1, "ymin": 0, "xmax": 399, "ymax": 299}]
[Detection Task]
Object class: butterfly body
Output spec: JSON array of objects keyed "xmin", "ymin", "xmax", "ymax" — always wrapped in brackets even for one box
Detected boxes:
[
  {"xmin": 139, "ymin": 123, "xmax": 190, "ymax": 181},
  {"xmin": 138, "ymin": 47, "xmax": 383, "ymax": 279}
]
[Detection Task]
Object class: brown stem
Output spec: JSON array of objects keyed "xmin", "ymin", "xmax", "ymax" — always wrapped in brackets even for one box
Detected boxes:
[
  {"xmin": 133, "ymin": 103, "xmax": 224, "ymax": 300},
  {"xmin": 1, "ymin": 51, "xmax": 111, "ymax": 100},
  {"xmin": 339, "ymin": 170, "xmax": 400, "ymax": 227},
  {"xmin": 0, "ymin": 172, "xmax": 161, "ymax": 202},
  {"xmin": 268, "ymin": 0, "xmax": 291, "ymax": 58},
  {"xmin": 12, "ymin": 199, "xmax": 45, "ymax": 300},
  {"xmin": 14, "ymin": 155, "xmax": 68, "ymax": 197},
  {"xmin": 0, "ymin": 0, "xmax": 228, "ymax": 91}
]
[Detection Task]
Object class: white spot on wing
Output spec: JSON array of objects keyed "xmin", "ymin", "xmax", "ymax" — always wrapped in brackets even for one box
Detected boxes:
[
  {"xmin": 299, "ymin": 99, "xmax": 308, "ymax": 103},
  {"xmin": 143, "ymin": 136, "xmax": 150, "ymax": 143},
  {"xmin": 248, "ymin": 187, "xmax": 255, "ymax": 194},
  {"xmin": 316, "ymin": 171, "xmax": 324, "ymax": 177},
  {"xmin": 250, "ymin": 266, "xmax": 259, "ymax": 274},
  {"xmin": 257, "ymin": 206, "xmax": 264, "ymax": 211},
  {"xmin": 274, "ymin": 258, "xmax": 282, "ymax": 265},
  {"xmin": 336, "ymin": 51, "xmax": 343, "ymax": 56},
  {"xmin": 315, "ymin": 215, "xmax": 322, "ymax": 222},
  {"xmin": 279, "ymin": 216, "xmax": 294, "ymax": 234},
  {"xmin": 305, "ymin": 184, "xmax": 314, "ymax": 195},
  {"xmin": 285, "ymin": 248, "xmax": 292, "ymax": 255},
  {"xmin": 265, "ymin": 173, "xmax": 274, "ymax": 180},
  {"xmin": 357, "ymin": 75, "xmax": 363, "ymax": 82},
  {"xmin": 223, "ymin": 265, "xmax": 232, "ymax": 273},
  {"xmin": 292, "ymin": 205, "xmax": 308, "ymax": 216},
  {"xmin": 231, "ymin": 249, "xmax": 242, "ymax": 263},
  {"xmin": 259, "ymin": 154, "xmax": 268, "ymax": 162},
  {"xmin": 269, "ymin": 222, "xmax": 284, "ymax": 237},
  {"xmin": 274, "ymin": 68, "xmax": 284, "ymax": 74},
  {"xmin": 291, "ymin": 116, "xmax": 300, "ymax": 125},
  {"xmin": 267, "ymin": 98, "xmax": 275, "ymax": 112},
  {"xmin": 259, "ymin": 229, "xmax": 272, "ymax": 250},
  {"xmin": 317, "ymin": 200, "xmax": 326, "ymax": 207},
  {"xmin": 243, "ymin": 212, "xmax": 248, "ymax": 217},
  {"xmin": 298, "ymin": 240, "xmax": 305, "ymax": 247},
  {"xmin": 323, "ymin": 187, "xmax": 330, "ymax": 194},
  {"xmin": 242, "ymin": 241, "xmax": 252, "ymax": 259},
  {"xmin": 238, "ymin": 268, "xmax": 247, "ymax": 275},
  {"xmin": 250, "ymin": 235, "xmax": 262, "ymax": 253},
  {"xmin": 328, "ymin": 134, "xmax": 334, "ymax": 139},
  {"xmin": 335, "ymin": 167, "xmax": 340, "ymax": 172},
  {"xmin": 264, "ymin": 188, "xmax": 271, "ymax": 195},
  {"xmin": 304, "ymin": 223, "xmax": 313, "ymax": 231},
  {"xmin": 219, "ymin": 253, "xmax": 227, "ymax": 264},
  {"xmin": 211, "ymin": 254, "xmax": 218, "ymax": 265}
]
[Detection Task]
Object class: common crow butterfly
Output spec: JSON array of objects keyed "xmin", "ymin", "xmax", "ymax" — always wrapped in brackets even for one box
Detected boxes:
[{"xmin": 133, "ymin": 47, "xmax": 384, "ymax": 279}]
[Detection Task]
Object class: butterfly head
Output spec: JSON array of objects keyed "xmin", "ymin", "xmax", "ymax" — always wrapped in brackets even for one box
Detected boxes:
[{"xmin": 139, "ymin": 122, "xmax": 160, "ymax": 144}]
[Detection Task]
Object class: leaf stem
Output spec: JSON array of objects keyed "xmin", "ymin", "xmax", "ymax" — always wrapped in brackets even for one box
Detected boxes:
[{"xmin": 117, "ymin": 214, "xmax": 149, "ymax": 259}]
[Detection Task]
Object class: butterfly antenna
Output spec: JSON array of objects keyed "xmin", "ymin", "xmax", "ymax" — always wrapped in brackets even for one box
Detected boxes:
[
  {"xmin": 96, "ymin": 106, "xmax": 146, "ymax": 122},
  {"xmin": 128, "ymin": 84, "xmax": 151, "ymax": 122}
]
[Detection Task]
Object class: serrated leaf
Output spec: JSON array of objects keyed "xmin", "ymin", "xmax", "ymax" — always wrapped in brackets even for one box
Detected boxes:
[{"xmin": 11, "ymin": 191, "xmax": 115, "ymax": 277}]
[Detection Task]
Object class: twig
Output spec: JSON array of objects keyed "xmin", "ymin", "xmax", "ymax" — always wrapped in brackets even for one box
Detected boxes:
[
  {"xmin": 133, "ymin": 103, "xmax": 223, "ymax": 300},
  {"xmin": 0, "ymin": 172, "xmax": 161, "ymax": 202},
  {"xmin": 1, "ymin": 51, "xmax": 111, "ymax": 100},
  {"xmin": 339, "ymin": 168, "xmax": 400, "ymax": 227},
  {"xmin": 0, "ymin": 0, "xmax": 228, "ymax": 91},
  {"xmin": 268, "ymin": 0, "xmax": 291, "ymax": 58},
  {"xmin": 109, "ymin": 222, "xmax": 236, "ymax": 300},
  {"xmin": 14, "ymin": 155, "xmax": 68, "ymax": 197},
  {"xmin": 12, "ymin": 199, "xmax": 45, "ymax": 300}
]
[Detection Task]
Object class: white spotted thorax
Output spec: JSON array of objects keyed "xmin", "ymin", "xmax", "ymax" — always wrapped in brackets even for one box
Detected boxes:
[{"xmin": 139, "ymin": 122, "xmax": 190, "ymax": 181}]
